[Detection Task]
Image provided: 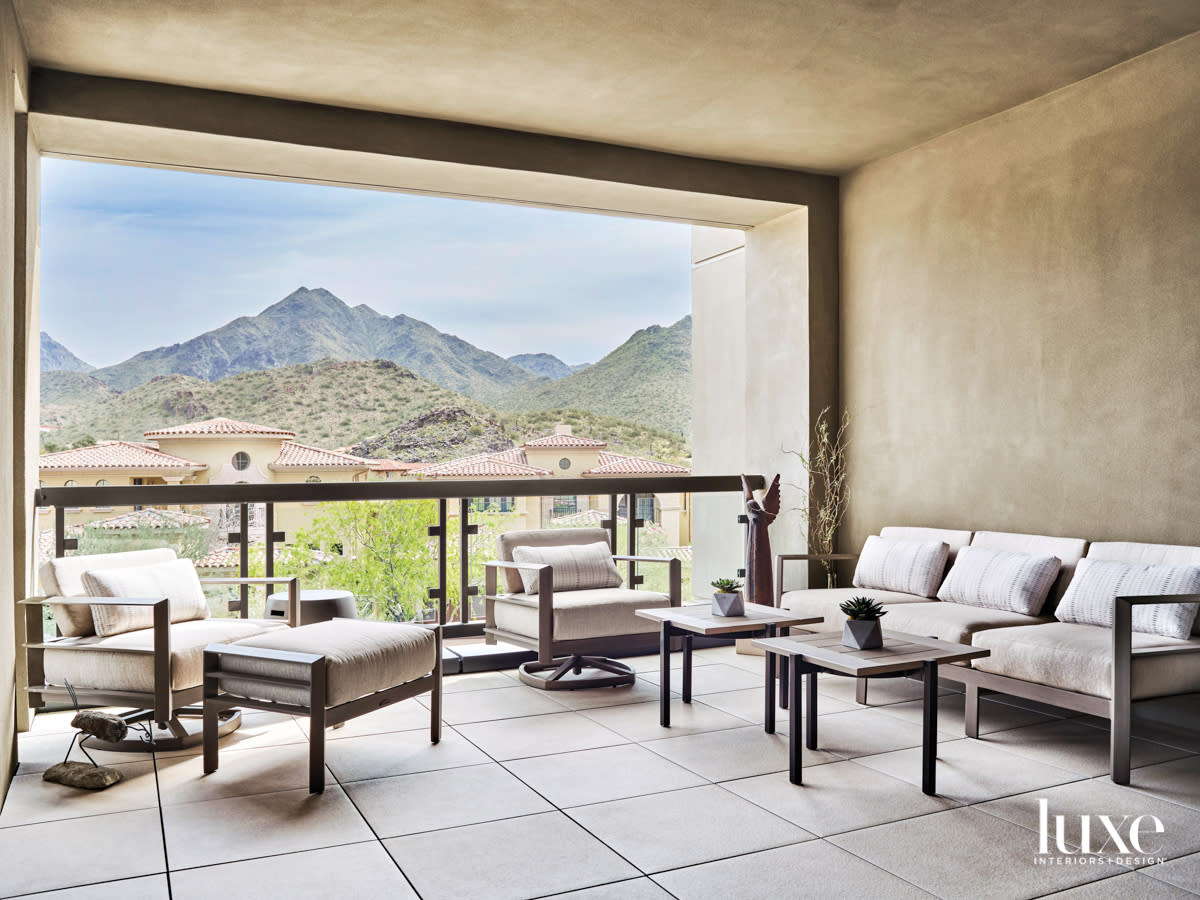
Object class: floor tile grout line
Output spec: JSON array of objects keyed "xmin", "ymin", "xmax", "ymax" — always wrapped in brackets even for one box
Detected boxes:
[
  {"xmin": 1, "ymin": 871, "xmax": 171, "ymax": 900},
  {"xmin": 150, "ymin": 747, "xmax": 174, "ymax": 900},
  {"xmin": 164, "ymin": 838, "xmax": 381, "ymax": 874}
]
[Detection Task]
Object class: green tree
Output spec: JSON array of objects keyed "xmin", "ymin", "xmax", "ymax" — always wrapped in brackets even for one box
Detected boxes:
[{"xmin": 76, "ymin": 520, "xmax": 218, "ymax": 563}]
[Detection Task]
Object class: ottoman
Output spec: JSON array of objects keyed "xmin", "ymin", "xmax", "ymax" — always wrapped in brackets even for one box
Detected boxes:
[{"xmin": 202, "ymin": 618, "xmax": 442, "ymax": 793}]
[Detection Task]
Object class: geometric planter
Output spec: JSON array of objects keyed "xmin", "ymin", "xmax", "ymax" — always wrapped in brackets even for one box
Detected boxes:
[
  {"xmin": 712, "ymin": 591, "xmax": 745, "ymax": 617},
  {"xmin": 842, "ymin": 618, "xmax": 883, "ymax": 650}
]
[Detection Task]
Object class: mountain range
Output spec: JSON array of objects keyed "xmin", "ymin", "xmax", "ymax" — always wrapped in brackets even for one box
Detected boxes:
[
  {"xmin": 41, "ymin": 332, "xmax": 94, "ymax": 373},
  {"xmin": 507, "ymin": 353, "xmax": 589, "ymax": 380}
]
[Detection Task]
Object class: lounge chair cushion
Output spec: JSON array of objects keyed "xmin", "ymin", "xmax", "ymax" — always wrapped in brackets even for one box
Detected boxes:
[
  {"xmin": 511, "ymin": 541, "xmax": 623, "ymax": 594},
  {"xmin": 497, "ymin": 528, "xmax": 613, "ymax": 593},
  {"xmin": 43, "ymin": 617, "xmax": 287, "ymax": 693},
  {"xmin": 974, "ymin": 621, "xmax": 1200, "ymax": 700},
  {"xmin": 83, "ymin": 559, "xmax": 211, "ymax": 636},
  {"xmin": 878, "ymin": 601, "xmax": 1052, "ymax": 645},
  {"xmin": 223, "ymin": 619, "xmax": 437, "ymax": 708},
  {"xmin": 852, "ymin": 536, "xmax": 949, "ymax": 598},
  {"xmin": 1056, "ymin": 558, "xmax": 1200, "ymax": 640},
  {"xmin": 494, "ymin": 588, "xmax": 670, "ymax": 641},
  {"xmin": 42, "ymin": 548, "xmax": 178, "ymax": 638},
  {"xmin": 779, "ymin": 587, "xmax": 931, "ymax": 630},
  {"xmin": 935, "ymin": 546, "xmax": 1061, "ymax": 616}
]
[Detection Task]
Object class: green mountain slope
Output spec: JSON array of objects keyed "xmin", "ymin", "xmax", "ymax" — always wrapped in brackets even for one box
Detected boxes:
[
  {"xmin": 42, "ymin": 371, "xmax": 120, "ymax": 407},
  {"xmin": 507, "ymin": 353, "xmax": 589, "ymax": 380},
  {"xmin": 41, "ymin": 332, "xmax": 94, "ymax": 372},
  {"xmin": 90, "ymin": 287, "xmax": 534, "ymax": 403},
  {"xmin": 498, "ymin": 315, "xmax": 692, "ymax": 437}
]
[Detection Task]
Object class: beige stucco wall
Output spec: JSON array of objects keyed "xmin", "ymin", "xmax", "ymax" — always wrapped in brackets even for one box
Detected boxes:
[{"xmin": 840, "ymin": 33, "xmax": 1200, "ymax": 552}]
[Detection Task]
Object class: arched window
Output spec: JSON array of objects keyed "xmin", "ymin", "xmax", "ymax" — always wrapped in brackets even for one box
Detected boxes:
[
  {"xmin": 306, "ymin": 475, "xmax": 321, "ymax": 483},
  {"xmin": 96, "ymin": 479, "xmax": 110, "ymax": 486},
  {"xmin": 64, "ymin": 479, "xmax": 78, "ymax": 487},
  {"xmin": 232, "ymin": 451, "xmax": 251, "ymax": 471}
]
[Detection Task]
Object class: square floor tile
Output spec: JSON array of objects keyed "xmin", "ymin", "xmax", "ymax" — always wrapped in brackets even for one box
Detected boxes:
[
  {"xmin": 1144, "ymin": 851, "xmax": 1200, "ymax": 893},
  {"xmin": 878, "ymin": 692, "xmax": 1060, "ymax": 736},
  {"xmin": 640, "ymin": 663, "xmax": 766, "ymax": 695},
  {"xmin": 419, "ymin": 685, "xmax": 568, "ymax": 724},
  {"xmin": 854, "ymin": 737, "xmax": 1084, "ymax": 804},
  {"xmin": 644, "ymin": 725, "xmax": 838, "ymax": 781},
  {"xmin": 0, "ymin": 761, "xmax": 158, "ymax": 827},
  {"xmin": 297, "ymin": 698, "xmax": 434, "ymax": 740},
  {"xmin": 544, "ymin": 878, "xmax": 675, "ymax": 899},
  {"xmin": 652, "ymin": 839, "xmax": 932, "ymax": 899},
  {"xmin": 324, "ymin": 728, "xmax": 488, "ymax": 782},
  {"xmin": 156, "ymin": 742, "xmax": 331, "ymax": 804},
  {"xmin": 170, "ymin": 841, "xmax": 418, "ymax": 900},
  {"xmin": 723, "ymin": 761, "xmax": 958, "ymax": 836},
  {"xmin": 162, "ymin": 786, "xmax": 374, "ymax": 869},
  {"xmin": 7, "ymin": 875, "xmax": 169, "ymax": 900},
  {"xmin": 696, "ymin": 686, "xmax": 856, "ymax": 726},
  {"xmin": 505, "ymin": 743, "xmax": 707, "ymax": 807},
  {"xmin": 155, "ymin": 711, "xmax": 309, "ymax": 759},
  {"xmin": 814, "ymin": 673, "xmax": 954, "ymax": 707},
  {"xmin": 541, "ymin": 679, "xmax": 672, "ymax": 710},
  {"xmin": 799, "ymin": 706, "xmax": 955, "ymax": 759},
  {"xmin": 14, "ymin": 731, "xmax": 153, "ymax": 774},
  {"xmin": 622, "ymin": 652, "xmax": 718, "ymax": 674},
  {"xmin": 977, "ymin": 719, "xmax": 1191, "ymax": 777},
  {"xmin": 829, "ymin": 807, "xmax": 1126, "ymax": 900},
  {"xmin": 441, "ymin": 670, "xmax": 520, "ymax": 693},
  {"xmin": 345, "ymin": 762, "xmax": 553, "ymax": 836},
  {"xmin": 567, "ymin": 784, "xmax": 812, "ymax": 873},
  {"xmin": 978, "ymin": 779, "xmax": 1200, "ymax": 864},
  {"xmin": 384, "ymin": 811, "xmax": 638, "ymax": 900},
  {"xmin": 578, "ymin": 699, "xmax": 747, "ymax": 742},
  {"xmin": 1043, "ymin": 871, "xmax": 1195, "ymax": 898},
  {"xmin": 0, "ymin": 809, "xmax": 165, "ymax": 898},
  {"xmin": 455, "ymin": 711, "xmax": 626, "ymax": 761},
  {"xmin": 1123, "ymin": 755, "xmax": 1200, "ymax": 812}
]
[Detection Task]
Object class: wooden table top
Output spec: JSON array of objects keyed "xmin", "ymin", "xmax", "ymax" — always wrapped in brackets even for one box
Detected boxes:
[
  {"xmin": 635, "ymin": 602, "xmax": 823, "ymax": 636},
  {"xmin": 752, "ymin": 629, "xmax": 989, "ymax": 676}
]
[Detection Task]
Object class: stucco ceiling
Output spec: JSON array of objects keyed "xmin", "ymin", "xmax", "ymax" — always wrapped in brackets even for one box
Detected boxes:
[{"xmin": 13, "ymin": 0, "xmax": 1200, "ymax": 173}]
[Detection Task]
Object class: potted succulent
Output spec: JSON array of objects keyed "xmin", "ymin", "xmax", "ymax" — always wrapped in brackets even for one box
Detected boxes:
[
  {"xmin": 710, "ymin": 577, "xmax": 745, "ymax": 617},
  {"xmin": 839, "ymin": 596, "xmax": 887, "ymax": 649}
]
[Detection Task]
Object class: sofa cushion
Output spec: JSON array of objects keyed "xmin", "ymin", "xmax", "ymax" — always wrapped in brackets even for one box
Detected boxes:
[
  {"xmin": 497, "ymin": 528, "xmax": 612, "ymax": 593},
  {"xmin": 852, "ymin": 536, "xmax": 948, "ymax": 598},
  {"xmin": 43, "ymin": 618, "xmax": 287, "ymax": 694},
  {"xmin": 493, "ymin": 588, "xmax": 669, "ymax": 641},
  {"xmin": 42, "ymin": 548, "xmax": 178, "ymax": 638},
  {"xmin": 779, "ymin": 587, "xmax": 931, "ymax": 630},
  {"xmin": 936, "ymin": 546, "xmax": 1061, "ymax": 616},
  {"xmin": 880, "ymin": 527, "xmax": 972, "ymax": 565},
  {"xmin": 970, "ymin": 531, "xmax": 1087, "ymax": 610},
  {"xmin": 879, "ymin": 601, "xmax": 1052, "ymax": 645},
  {"xmin": 511, "ymin": 541, "xmax": 623, "ymax": 594},
  {"xmin": 973, "ymin": 621, "xmax": 1200, "ymax": 700},
  {"xmin": 1055, "ymin": 558, "xmax": 1200, "ymax": 640},
  {"xmin": 223, "ymin": 619, "xmax": 437, "ymax": 708},
  {"xmin": 1087, "ymin": 542, "xmax": 1200, "ymax": 635},
  {"xmin": 83, "ymin": 559, "xmax": 211, "ymax": 636}
]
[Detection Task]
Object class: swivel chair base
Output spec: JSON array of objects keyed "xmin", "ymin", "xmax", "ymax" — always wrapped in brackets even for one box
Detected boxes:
[{"xmin": 518, "ymin": 655, "xmax": 635, "ymax": 690}]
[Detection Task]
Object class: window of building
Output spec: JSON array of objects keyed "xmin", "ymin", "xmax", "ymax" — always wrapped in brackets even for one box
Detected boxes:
[
  {"xmin": 306, "ymin": 475, "xmax": 321, "ymax": 483},
  {"xmin": 232, "ymin": 451, "xmax": 251, "ymax": 471},
  {"xmin": 473, "ymin": 496, "xmax": 515, "ymax": 513},
  {"xmin": 552, "ymin": 495, "xmax": 578, "ymax": 517},
  {"xmin": 96, "ymin": 479, "xmax": 109, "ymax": 486},
  {"xmin": 558, "ymin": 457, "xmax": 571, "ymax": 470},
  {"xmin": 637, "ymin": 496, "xmax": 658, "ymax": 523},
  {"xmin": 64, "ymin": 479, "xmax": 77, "ymax": 487}
]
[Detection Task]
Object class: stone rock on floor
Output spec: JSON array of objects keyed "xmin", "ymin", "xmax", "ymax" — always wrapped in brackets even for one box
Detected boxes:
[{"xmin": 42, "ymin": 761, "xmax": 123, "ymax": 790}]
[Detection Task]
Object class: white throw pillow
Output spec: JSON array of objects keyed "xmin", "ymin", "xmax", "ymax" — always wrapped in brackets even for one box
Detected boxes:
[
  {"xmin": 83, "ymin": 558, "xmax": 211, "ymax": 636},
  {"xmin": 936, "ymin": 546, "xmax": 1061, "ymax": 615},
  {"xmin": 510, "ymin": 541, "xmax": 623, "ymax": 594},
  {"xmin": 1056, "ymin": 558, "xmax": 1200, "ymax": 640},
  {"xmin": 852, "ymin": 536, "xmax": 949, "ymax": 598}
]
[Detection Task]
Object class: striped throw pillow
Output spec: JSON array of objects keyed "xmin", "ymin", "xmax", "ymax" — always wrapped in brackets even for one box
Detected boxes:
[
  {"xmin": 936, "ymin": 546, "xmax": 1061, "ymax": 615},
  {"xmin": 1056, "ymin": 558, "xmax": 1200, "ymax": 639},
  {"xmin": 510, "ymin": 541, "xmax": 623, "ymax": 594},
  {"xmin": 851, "ymin": 536, "xmax": 949, "ymax": 598}
]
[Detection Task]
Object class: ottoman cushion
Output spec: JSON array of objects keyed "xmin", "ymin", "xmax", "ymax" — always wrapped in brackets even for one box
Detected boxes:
[{"xmin": 222, "ymin": 619, "xmax": 437, "ymax": 707}]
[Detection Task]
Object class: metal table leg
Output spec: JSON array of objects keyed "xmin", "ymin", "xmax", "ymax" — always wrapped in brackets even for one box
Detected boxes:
[
  {"xmin": 764, "ymin": 627, "xmax": 776, "ymax": 734},
  {"xmin": 682, "ymin": 632, "xmax": 693, "ymax": 703},
  {"xmin": 659, "ymin": 621, "xmax": 672, "ymax": 727},
  {"xmin": 922, "ymin": 660, "xmax": 938, "ymax": 795},
  {"xmin": 806, "ymin": 670, "xmax": 819, "ymax": 751},
  {"xmin": 778, "ymin": 625, "xmax": 790, "ymax": 710},
  {"xmin": 789, "ymin": 656, "xmax": 802, "ymax": 785}
]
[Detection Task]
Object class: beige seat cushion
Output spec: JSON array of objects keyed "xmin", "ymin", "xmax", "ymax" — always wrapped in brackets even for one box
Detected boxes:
[
  {"xmin": 223, "ymin": 619, "xmax": 437, "ymax": 708},
  {"xmin": 494, "ymin": 588, "xmax": 670, "ymax": 641},
  {"xmin": 496, "ymin": 527, "xmax": 612, "ymax": 593},
  {"xmin": 973, "ymin": 621, "xmax": 1200, "ymax": 700},
  {"xmin": 82, "ymin": 558, "xmax": 211, "ymax": 636},
  {"xmin": 879, "ymin": 601, "xmax": 1051, "ymax": 645},
  {"xmin": 44, "ymin": 617, "xmax": 287, "ymax": 693},
  {"xmin": 779, "ymin": 587, "xmax": 931, "ymax": 630},
  {"xmin": 42, "ymin": 548, "xmax": 178, "ymax": 638}
]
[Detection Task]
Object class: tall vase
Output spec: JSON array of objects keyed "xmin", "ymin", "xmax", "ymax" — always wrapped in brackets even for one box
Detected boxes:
[{"xmin": 826, "ymin": 571, "xmax": 839, "ymax": 589}]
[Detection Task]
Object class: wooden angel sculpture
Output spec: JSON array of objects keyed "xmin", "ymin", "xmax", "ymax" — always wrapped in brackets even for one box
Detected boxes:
[{"xmin": 742, "ymin": 473, "xmax": 781, "ymax": 608}]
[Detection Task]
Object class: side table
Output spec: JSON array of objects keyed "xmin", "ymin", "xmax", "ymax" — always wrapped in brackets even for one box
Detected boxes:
[
  {"xmin": 635, "ymin": 604, "xmax": 822, "ymax": 728},
  {"xmin": 267, "ymin": 588, "xmax": 357, "ymax": 626}
]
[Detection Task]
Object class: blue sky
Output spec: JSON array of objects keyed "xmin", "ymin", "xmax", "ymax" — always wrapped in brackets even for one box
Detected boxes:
[{"xmin": 40, "ymin": 159, "xmax": 692, "ymax": 368}]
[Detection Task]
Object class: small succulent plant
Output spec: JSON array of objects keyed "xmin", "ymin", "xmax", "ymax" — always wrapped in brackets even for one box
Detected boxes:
[
  {"xmin": 839, "ymin": 596, "xmax": 887, "ymax": 621},
  {"xmin": 711, "ymin": 578, "xmax": 743, "ymax": 594}
]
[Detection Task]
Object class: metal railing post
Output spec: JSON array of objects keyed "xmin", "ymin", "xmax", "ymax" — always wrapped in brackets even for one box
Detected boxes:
[
  {"xmin": 427, "ymin": 499, "xmax": 448, "ymax": 625},
  {"xmin": 459, "ymin": 498, "xmax": 478, "ymax": 623},
  {"xmin": 238, "ymin": 502, "xmax": 250, "ymax": 611},
  {"xmin": 626, "ymin": 492, "xmax": 644, "ymax": 586}
]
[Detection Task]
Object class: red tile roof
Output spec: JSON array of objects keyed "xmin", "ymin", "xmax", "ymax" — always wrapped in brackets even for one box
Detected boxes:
[
  {"xmin": 144, "ymin": 417, "xmax": 296, "ymax": 438},
  {"xmin": 85, "ymin": 508, "xmax": 211, "ymax": 530},
  {"xmin": 418, "ymin": 452, "xmax": 552, "ymax": 478},
  {"xmin": 583, "ymin": 451, "xmax": 690, "ymax": 476},
  {"xmin": 367, "ymin": 459, "xmax": 427, "ymax": 473},
  {"xmin": 523, "ymin": 434, "xmax": 607, "ymax": 449},
  {"xmin": 271, "ymin": 441, "xmax": 372, "ymax": 469},
  {"xmin": 39, "ymin": 441, "xmax": 208, "ymax": 471}
]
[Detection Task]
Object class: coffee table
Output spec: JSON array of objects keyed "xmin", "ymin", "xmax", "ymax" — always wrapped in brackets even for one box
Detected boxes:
[
  {"xmin": 636, "ymin": 604, "xmax": 822, "ymax": 728},
  {"xmin": 753, "ymin": 630, "xmax": 989, "ymax": 794}
]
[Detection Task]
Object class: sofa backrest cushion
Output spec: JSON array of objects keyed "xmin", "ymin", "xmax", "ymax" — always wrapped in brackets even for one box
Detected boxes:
[
  {"xmin": 1055, "ymin": 558, "xmax": 1200, "ymax": 640},
  {"xmin": 935, "ymin": 545, "xmax": 1061, "ymax": 615},
  {"xmin": 510, "ymin": 541, "xmax": 624, "ymax": 595},
  {"xmin": 82, "ymin": 558, "xmax": 211, "ymax": 637},
  {"xmin": 880, "ymin": 527, "xmax": 972, "ymax": 566},
  {"xmin": 497, "ymin": 528, "xmax": 613, "ymax": 593},
  {"xmin": 41, "ymin": 547, "xmax": 179, "ymax": 637},
  {"xmin": 1087, "ymin": 541, "xmax": 1200, "ymax": 634},
  {"xmin": 852, "ymin": 536, "xmax": 949, "ymax": 598},
  {"xmin": 970, "ymin": 531, "xmax": 1087, "ymax": 611}
]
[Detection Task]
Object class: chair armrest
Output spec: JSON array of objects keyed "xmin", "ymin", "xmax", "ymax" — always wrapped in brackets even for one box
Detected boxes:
[
  {"xmin": 775, "ymin": 553, "xmax": 859, "ymax": 604},
  {"xmin": 483, "ymin": 560, "xmax": 550, "ymax": 572},
  {"xmin": 1132, "ymin": 644, "xmax": 1200, "ymax": 658},
  {"xmin": 204, "ymin": 641, "xmax": 324, "ymax": 666},
  {"xmin": 483, "ymin": 560, "xmax": 552, "ymax": 596},
  {"xmin": 19, "ymin": 595, "xmax": 50, "ymax": 606},
  {"xmin": 613, "ymin": 556, "xmax": 682, "ymax": 606},
  {"xmin": 31, "ymin": 595, "xmax": 167, "ymax": 606},
  {"xmin": 199, "ymin": 576, "xmax": 299, "ymax": 626},
  {"xmin": 612, "ymin": 555, "xmax": 678, "ymax": 564},
  {"xmin": 483, "ymin": 562, "xmax": 555, "ymax": 645}
]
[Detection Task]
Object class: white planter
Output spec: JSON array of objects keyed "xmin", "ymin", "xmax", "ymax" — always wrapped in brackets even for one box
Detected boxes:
[{"xmin": 712, "ymin": 591, "xmax": 745, "ymax": 617}]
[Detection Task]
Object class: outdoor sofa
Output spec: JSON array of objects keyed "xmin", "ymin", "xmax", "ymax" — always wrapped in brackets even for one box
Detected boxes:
[{"xmin": 777, "ymin": 526, "xmax": 1200, "ymax": 783}]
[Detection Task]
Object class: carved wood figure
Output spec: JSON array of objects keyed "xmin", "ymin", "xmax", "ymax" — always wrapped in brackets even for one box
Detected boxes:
[{"xmin": 743, "ymin": 474, "xmax": 781, "ymax": 607}]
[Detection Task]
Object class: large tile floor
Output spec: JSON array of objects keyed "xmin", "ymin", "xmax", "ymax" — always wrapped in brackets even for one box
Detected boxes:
[{"xmin": 4, "ymin": 645, "xmax": 1200, "ymax": 899}]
